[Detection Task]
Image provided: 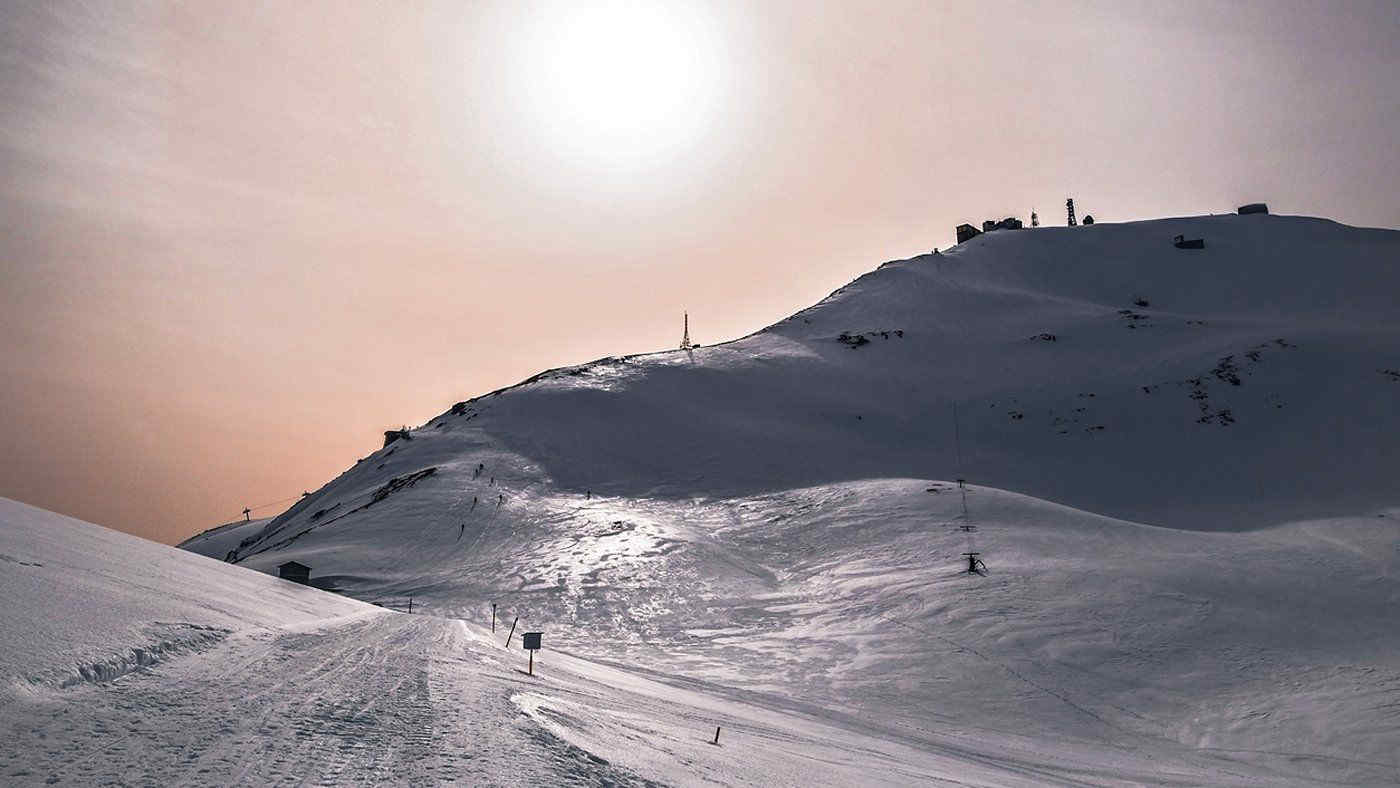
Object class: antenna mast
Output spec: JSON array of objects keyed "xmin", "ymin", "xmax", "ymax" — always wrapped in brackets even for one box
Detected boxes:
[{"xmin": 679, "ymin": 312, "xmax": 693, "ymax": 350}]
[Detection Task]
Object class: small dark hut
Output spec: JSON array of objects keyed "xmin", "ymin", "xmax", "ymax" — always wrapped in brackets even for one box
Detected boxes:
[
  {"xmin": 278, "ymin": 561, "xmax": 311, "ymax": 585},
  {"xmin": 956, "ymin": 223, "xmax": 982, "ymax": 244},
  {"xmin": 383, "ymin": 428, "xmax": 412, "ymax": 448}
]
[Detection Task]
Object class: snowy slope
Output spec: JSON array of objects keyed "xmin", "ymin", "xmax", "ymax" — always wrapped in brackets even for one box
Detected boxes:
[
  {"xmin": 177, "ymin": 516, "xmax": 271, "ymax": 561},
  {"xmin": 189, "ymin": 480, "xmax": 1400, "ymax": 783},
  {"xmin": 9, "ymin": 497, "xmax": 1324, "ymax": 786},
  {"xmin": 0, "ymin": 498, "xmax": 369, "ymax": 704},
  {"xmin": 470, "ymin": 214, "xmax": 1398, "ymax": 529},
  {"xmin": 204, "ymin": 214, "xmax": 1400, "ymax": 549},
  {"xmin": 171, "ymin": 214, "xmax": 1400, "ymax": 783}
]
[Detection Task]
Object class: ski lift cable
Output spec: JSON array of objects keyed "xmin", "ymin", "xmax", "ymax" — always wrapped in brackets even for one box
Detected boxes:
[
  {"xmin": 243, "ymin": 493, "xmax": 304, "ymax": 513},
  {"xmin": 779, "ymin": 493, "xmax": 1123, "ymax": 739},
  {"xmin": 952, "ymin": 402, "xmax": 965, "ymax": 481},
  {"xmin": 951, "ymin": 402, "xmax": 974, "ymax": 552},
  {"xmin": 871, "ymin": 606, "xmax": 1113, "ymax": 729},
  {"xmin": 235, "ymin": 485, "xmax": 383, "ymax": 560}
]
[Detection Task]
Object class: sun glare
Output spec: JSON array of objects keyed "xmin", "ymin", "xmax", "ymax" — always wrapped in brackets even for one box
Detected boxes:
[{"xmin": 511, "ymin": 1, "xmax": 727, "ymax": 171}]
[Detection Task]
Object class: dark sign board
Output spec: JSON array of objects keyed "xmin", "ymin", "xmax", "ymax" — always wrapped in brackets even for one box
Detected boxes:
[{"xmin": 522, "ymin": 632, "xmax": 542, "ymax": 651}]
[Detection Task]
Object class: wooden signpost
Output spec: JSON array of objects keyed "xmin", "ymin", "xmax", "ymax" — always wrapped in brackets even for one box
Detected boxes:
[{"xmin": 522, "ymin": 631, "xmax": 543, "ymax": 676}]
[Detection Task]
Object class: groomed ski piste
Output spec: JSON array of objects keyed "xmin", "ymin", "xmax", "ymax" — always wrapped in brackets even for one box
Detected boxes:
[{"xmin": 5, "ymin": 213, "xmax": 1399, "ymax": 785}]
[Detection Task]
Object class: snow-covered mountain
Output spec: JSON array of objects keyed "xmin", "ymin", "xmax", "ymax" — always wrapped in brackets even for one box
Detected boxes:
[
  {"xmin": 171, "ymin": 213, "xmax": 1400, "ymax": 783},
  {"xmin": 216, "ymin": 213, "xmax": 1397, "ymax": 545}
]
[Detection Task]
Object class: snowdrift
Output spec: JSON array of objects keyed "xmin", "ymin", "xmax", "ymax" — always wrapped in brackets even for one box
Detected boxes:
[{"xmin": 0, "ymin": 497, "xmax": 368, "ymax": 703}]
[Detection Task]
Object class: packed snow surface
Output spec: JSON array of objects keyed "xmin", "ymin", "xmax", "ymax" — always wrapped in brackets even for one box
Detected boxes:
[{"xmin": 12, "ymin": 494, "xmax": 1400, "ymax": 785}]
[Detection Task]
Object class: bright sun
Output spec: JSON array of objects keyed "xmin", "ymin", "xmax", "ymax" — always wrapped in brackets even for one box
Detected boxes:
[{"xmin": 510, "ymin": 2, "xmax": 727, "ymax": 170}]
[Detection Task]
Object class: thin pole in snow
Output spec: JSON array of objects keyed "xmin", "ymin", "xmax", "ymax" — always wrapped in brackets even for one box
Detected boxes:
[
  {"xmin": 952, "ymin": 402, "xmax": 964, "ymax": 473},
  {"xmin": 505, "ymin": 616, "xmax": 518, "ymax": 648},
  {"xmin": 953, "ymin": 403, "xmax": 969, "ymax": 521},
  {"xmin": 711, "ymin": 726, "xmax": 721, "ymax": 746},
  {"xmin": 491, "ymin": 603, "xmax": 497, "ymax": 632}
]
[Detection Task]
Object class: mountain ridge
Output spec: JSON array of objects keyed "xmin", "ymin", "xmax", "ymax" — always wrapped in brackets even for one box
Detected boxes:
[{"xmin": 197, "ymin": 213, "xmax": 1400, "ymax": 565}]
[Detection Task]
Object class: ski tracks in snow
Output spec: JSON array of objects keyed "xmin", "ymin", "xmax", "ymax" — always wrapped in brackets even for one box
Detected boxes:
[{"xmin": 2, "ymin": 611, "xmax": 651, "ymax": 786}]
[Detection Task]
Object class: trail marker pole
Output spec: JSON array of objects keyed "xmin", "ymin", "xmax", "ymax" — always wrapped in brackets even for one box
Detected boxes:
[
  {"xmin": 711, "ymin": 726, "xmax": 721, "ymax": 746},
  {"xmin": 491, "ymin": 603, "xmax": 497, "ymax": 632},
  {"xmin": 505, "ymin": 617, "xmax": 518, "ymax": 648},
  {"xmin": 408, "ymin": 596, "xmax": 413, "ymax": 614}
]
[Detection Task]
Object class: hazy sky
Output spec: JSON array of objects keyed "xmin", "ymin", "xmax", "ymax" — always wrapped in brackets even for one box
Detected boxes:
[{"xmin": 3, "ymin": 0, "xmax": 1397, "ymax": 544}]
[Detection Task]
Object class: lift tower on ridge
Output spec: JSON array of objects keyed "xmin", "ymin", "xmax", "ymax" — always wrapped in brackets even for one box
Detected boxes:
[{"xmin": 951, "ymin": 403, "xmax": 988, "ymax": 575}]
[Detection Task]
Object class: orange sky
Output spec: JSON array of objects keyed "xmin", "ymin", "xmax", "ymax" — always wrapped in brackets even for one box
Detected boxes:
[{"xmin": 2, "ymin": 0, "xmax": 1397, "ymax": 544}]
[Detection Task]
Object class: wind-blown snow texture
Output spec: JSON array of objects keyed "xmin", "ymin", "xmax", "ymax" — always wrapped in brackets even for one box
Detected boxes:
[
  {"xmin": 10, "ymin": 214, "xmax": 1399, "ymax": 785},
  {"xmin": 18, "ymin": 497, "xmax": 1356, "ymax": 786}
]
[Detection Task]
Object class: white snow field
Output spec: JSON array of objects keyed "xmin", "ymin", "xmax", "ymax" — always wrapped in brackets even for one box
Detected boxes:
[
  {"xmin": 8, "ymin": 213, "xmax": 1399, "ymax": 785},
  {"xmin": 9, "ymin": 496, "xmax": 1337, "ymax": 787}
]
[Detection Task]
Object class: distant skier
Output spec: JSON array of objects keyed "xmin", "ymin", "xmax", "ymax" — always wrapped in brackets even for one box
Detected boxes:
[
  {"xmin": 471, "ymin": 496, "xmax": 478, "ymax": 511},
  {"xmin": 458, "ymin": 522, "xmax": 465, "ymax": 541},
  {"xmin": 497, "ymin": 493, "xmax": 504, "ymax": 506},
  {"xmin": 489, "ymin": 476, "xmax": 494, "ymax": 486},
  {"xmin": 586, "ymin": 490, "xmax": 591, "ymax": 500}
]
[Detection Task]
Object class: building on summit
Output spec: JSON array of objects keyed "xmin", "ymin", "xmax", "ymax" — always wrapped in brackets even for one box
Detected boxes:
[{"xmin": 955, "ymin": 216, "xmax": 1023, "ymax": 245}]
